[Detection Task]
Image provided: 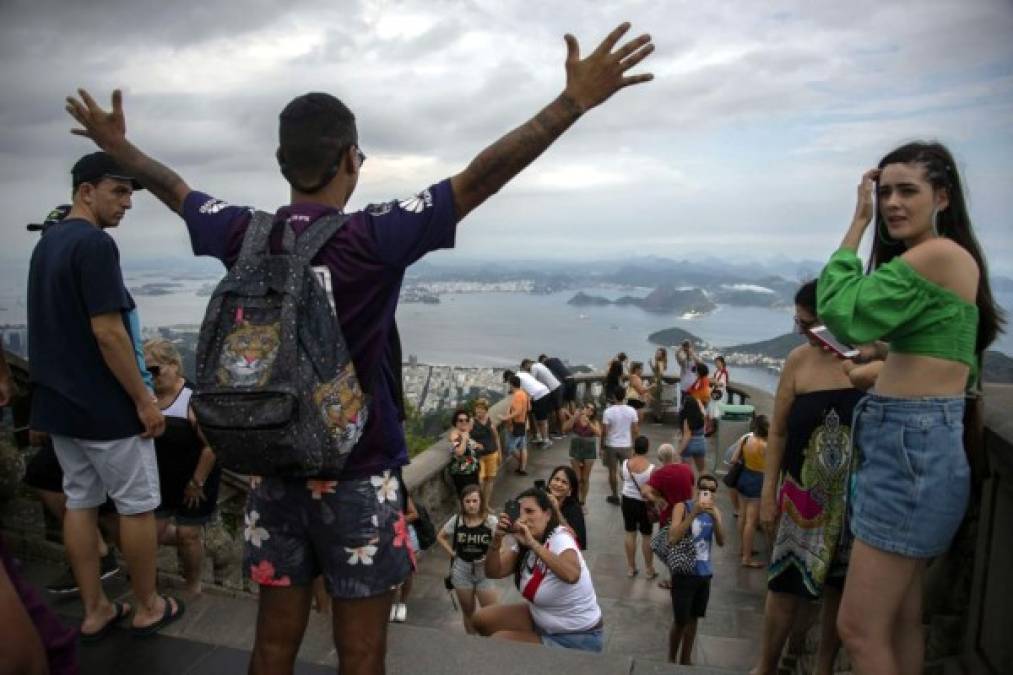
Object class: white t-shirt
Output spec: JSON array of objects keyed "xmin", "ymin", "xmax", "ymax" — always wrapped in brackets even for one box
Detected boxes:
[
  {"xmin": 517, "ymin": 371, "xmax": 550, "ymax": 401},
  {"xmin": 515, "ymin": 527, "xmax": 601, "ymax": 634},
  {"xmin": 529, "ymin": 362, "xmax": 561, "ymax": 392},
  {"xmin": 621, "ymin": 459, "xmax": 654, "ymax": 500},
  {"xmin": 602, "ymin": 404, "xmax": 638, "ymax": 447}
]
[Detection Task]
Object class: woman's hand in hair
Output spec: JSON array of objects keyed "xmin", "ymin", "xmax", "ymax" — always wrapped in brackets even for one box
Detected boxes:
[{"xmin": 851, "ymin": 168, "xmax": 881, "ymax": 228}]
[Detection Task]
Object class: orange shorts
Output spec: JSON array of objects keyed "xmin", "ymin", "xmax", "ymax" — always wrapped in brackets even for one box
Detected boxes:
[{"xmin": 478, "ymin": 451, "xmax": 501, "ymax": 481}]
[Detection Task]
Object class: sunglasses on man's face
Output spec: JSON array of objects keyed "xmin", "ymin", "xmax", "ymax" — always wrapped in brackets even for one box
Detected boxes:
[{"xmin": 456, "ymin": 417, "xmax": 470, "ymax": 424}]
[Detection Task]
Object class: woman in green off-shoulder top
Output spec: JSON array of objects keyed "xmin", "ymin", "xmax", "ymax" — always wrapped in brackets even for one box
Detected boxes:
[{"xmin": 817, "ymin": 142, "xmax": 1005, "ymax": 675}]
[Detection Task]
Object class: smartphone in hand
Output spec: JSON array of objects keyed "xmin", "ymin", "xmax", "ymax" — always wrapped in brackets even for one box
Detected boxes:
[
  {"xmin": 504, "ymin": 499, "xmax": 521, "ymax": 528},
  {"xmin": 533, "ymin": 479, "xmax": 547, "ymax": 491},
  {"xmin": 699, "ymin": 490, "xmax": 714, "ymax": 510},
  {"xmin": 807, "ymin": 325, "xmax": 860, "ymax": 359}
]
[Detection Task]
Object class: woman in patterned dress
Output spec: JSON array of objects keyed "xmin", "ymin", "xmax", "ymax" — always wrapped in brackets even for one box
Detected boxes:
[{"xmin": 751, "ymin": 281, "xmax": 864, "ymax": 675}]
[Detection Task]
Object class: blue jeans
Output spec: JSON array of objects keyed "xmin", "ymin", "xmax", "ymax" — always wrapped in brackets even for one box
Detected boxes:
[
  {"xmin": 537, "ymin": 626, "xmax": 604, "ymax": 652},
  {"xmin": 850, "ymin": 393, "xmax": 968, "ymax": 558}
]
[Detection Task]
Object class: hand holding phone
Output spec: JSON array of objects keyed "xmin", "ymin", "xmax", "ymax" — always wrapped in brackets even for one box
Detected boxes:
[
  {"xmin": 533, "ymin": 479, "xmax": 547, "ymax": 491},
  {"xmin": 699, "ymin": 490, "xmax": 714, "ymax": 510},
  {"xmin": 504, "ymin": 499, "xmax": 521, "ymax": 531},
  {"xmin": 807, "ymin": 325, "xmax": 859, "ymax": 359}
]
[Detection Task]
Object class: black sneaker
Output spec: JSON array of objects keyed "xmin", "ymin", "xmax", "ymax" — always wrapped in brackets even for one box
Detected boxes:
[
  {"xmin": 45, "ymin": 567, "xmax": 79, "ymax": 595},
  {"xmin": 99, "ymin": 552, "xmax": 120, "ymax": 581}
]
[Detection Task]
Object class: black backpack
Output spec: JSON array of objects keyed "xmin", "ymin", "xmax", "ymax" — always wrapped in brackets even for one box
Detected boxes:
[
  {"xmin": 414, "ymin": 503, "xmax": 437, "ymax": 551},
  {"xmin": 191, "ymin": 211, "xmax": 369, "ymax": 477}
]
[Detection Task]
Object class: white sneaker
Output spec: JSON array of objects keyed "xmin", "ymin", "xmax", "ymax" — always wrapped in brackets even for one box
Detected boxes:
[
  {"xmin": 395, "ymin": 602, "xmax": 407, "ymax": 623},
  {"xmin": 389, "ymin": 603, "xmax": 399, "ymax": 622}
]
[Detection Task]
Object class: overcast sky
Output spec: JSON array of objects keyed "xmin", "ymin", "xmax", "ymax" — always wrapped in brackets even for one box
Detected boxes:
[{"xmin": 2, "ymin": 0, "xmax": 1012, "ymax": 273}]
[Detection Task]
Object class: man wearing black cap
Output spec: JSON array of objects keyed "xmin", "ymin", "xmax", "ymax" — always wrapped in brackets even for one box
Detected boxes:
[
  {"xmin": 27, "ymin": 152, "xmax": 182, "ymax": 640},
  {"xmin": 65, "ymin": 21, "xmax": 654, "ymax": 674}
]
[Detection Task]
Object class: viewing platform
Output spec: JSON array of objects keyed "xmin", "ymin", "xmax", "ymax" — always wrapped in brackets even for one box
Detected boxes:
[{"xmin": 2, "ymin": 353, "xmax": 1010, "ymax": 673}]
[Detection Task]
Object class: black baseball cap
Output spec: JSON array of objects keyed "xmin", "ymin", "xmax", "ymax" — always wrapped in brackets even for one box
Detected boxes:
[
  {"xmin": 27, "ymin": 204, "xmax": 71, "ymax": 232},
  {"xmin": 71, "ymin": 152, "xmax": 144, "ymax": 191}
]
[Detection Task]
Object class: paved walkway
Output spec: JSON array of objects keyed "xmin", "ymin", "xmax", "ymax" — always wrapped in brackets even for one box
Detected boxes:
[
  {"xmin": 18, "ymin": 418, "xmax": 767, "ymax": 673},
  {"xmin": 406, "ymin": 419, "xmax": 769, "ymax": 671}
]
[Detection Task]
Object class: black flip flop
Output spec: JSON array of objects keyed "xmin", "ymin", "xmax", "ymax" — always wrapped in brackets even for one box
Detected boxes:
[
  {"xmin": 131, "ymin": 595, "xmax": 185, "ymax": 638},
  {"xmin": 80, "ymin": 601, "xmax": 129, "ymax": 643}
]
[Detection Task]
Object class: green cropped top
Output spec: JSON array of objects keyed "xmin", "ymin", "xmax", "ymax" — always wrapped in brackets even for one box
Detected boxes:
[{"xmin": 817, "ymin": 248, "xmax": 979, "ymax": 382}]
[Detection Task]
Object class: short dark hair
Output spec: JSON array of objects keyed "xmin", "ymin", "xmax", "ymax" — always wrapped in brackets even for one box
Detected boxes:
[
  {"xmin": 695, "ymin": 363, "xmax": 709, "ymax": 377},
  {"xmin": 697, "ymin": 473, "xmax": 718, "ymax": 490},
  {"xmin": 520, "ymin": 359, "xmax": 533, "ymax": 370},
  {"xmin": 276, "ymin": 92, "xmax": 357, "ymax": 193},
  {"xmin": 453, "ymin": 408, "xmax": 470, "ymax": 423},
  {"xmin": 634, "ymin": 435, "xmax": 649, "ymax": 454},
  {"xmin": 795, "ymin": 280, "xmax": 817, "ymax": 315},
  {"xmin": 610, "ymin": 386, "xmax": 626, "ymax": 402},
  {"xmin": 509, "ymin": 375, "xmax": 521, "ymax": 388},
  {"xmin": 538, "ymin": 354, "xmax": 548, "ymax": 362},
  {"xmin": 502, "ymin": 369, "xmax": 515, "ymax": 383}
]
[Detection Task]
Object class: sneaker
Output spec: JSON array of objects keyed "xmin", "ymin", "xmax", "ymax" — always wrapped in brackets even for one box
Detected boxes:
[
  {"xmin": 550, "ymin": 433, "xmax": 564, "ymax": 441},
  {"xmin": 389, "ymin": 603, "xmax": 399, "ymax": 623},
  {"xmin": 99, "ymin": 552, "xmax": 120, "ymax": 581},
  {"xmin": 395, "ymin": 602, "xmax": 407, "ymax": 623},
  {"xmin": 45, "ymin": 567, "xmax": 79, "ymax": 595}
]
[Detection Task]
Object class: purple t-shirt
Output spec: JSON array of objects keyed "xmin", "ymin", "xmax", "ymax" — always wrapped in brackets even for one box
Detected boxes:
[{"xmin": 182, "ymin": 180, "xmax": 458, "ymax": 479}]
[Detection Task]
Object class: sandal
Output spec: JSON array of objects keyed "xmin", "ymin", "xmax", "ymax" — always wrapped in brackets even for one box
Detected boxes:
[
  {"xmin": 131, "ymin": 595, "xmax": 185, "ymax": 637},
  {"xmin": 627, "ymin": 568, "xmax": 638, "ymax": 578},
  {"xmin": 741, "ymin": 560, "xmax": 765, "ymax": 569},
  {"xmin": 645, "ymin": 569, "xmax": 658, "ymax": 580},
  {"xmin": 80, "ymin": 601, "xmax": 130, "ymax": 643}
]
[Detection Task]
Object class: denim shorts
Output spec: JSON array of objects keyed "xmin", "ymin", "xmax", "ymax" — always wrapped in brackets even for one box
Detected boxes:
[
  {"xmin": 450, "ymin": 557, "xmax": 494, "ymax": 591},
  {"xmin": 736, "ymin": 467, "xmax": 763, "ymax": 499},
  {"xmin": 243, "ymin": 470, "xmax": 412, "ymax": 599},
  {"xmin": 850, "ymin": 393, "xmax": 969, "ymax": 558},
  {"xmin": 537, "ymin": 625, "xmax": 604, "ymax": 652},
  {"xmin": 681, "ymin": 434, "xmax": 706, "ymax": 458}
]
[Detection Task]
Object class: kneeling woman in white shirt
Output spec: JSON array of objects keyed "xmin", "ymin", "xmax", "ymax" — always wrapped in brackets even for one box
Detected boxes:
[{"xmin": 473, "ymin": 488, "xmax": 603, "ymax": 652}]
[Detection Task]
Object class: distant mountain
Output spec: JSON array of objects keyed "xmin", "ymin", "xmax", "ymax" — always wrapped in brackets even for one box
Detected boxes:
[
  {"xmin": 567, "ymin": 286, "xmax": 717, "ymax": 315},
  {"xmin": 721, "ymin": 332, "xmax": 804, "ymax": 360},
  {"xmin": 984, "ymin": 350, "xmax": 1013, "ymax": 384},
  {"xmin": 647, "ymin": 327, "xmax": 706, "ymax": 348}
]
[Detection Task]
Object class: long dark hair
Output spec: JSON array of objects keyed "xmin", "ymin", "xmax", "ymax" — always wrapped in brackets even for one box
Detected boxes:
[
  {"xmin": 679, "ymin": 396, "xmax": 704, "ymax": 432},
  {"xmin": 512, "ymin": 488, "xmax": 561, "ymax": 590},
  {"xmin": 549, "ymin": 465, "xmax": 580, "ymax": 509},
  {"xmin": 870, "ymin": 142, "xmax": 1004, "ymax": 353}
]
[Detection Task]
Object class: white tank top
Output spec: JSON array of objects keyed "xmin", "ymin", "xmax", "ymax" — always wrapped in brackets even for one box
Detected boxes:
[
  {"xmin": 621, "ymin": 459, "xmax": 654, "ymax": 500},
  {"xmin": 161, "ymin": 384, "xmax": 193, "ymax": 420}
]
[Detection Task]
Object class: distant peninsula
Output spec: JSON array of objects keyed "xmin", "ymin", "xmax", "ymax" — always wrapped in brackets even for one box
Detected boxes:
[
  {"xmin": 569, "ymin": 286, "xmax": 717, "ymax": 316},
  {"xmin": 647, "ymin": 327, "xmax": 706, "ymax": 348}
]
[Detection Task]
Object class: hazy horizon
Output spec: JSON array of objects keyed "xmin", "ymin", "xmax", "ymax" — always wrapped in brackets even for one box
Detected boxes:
[{"xmin": 2, "ymin": 1, "xmax": 1011, "ymax": 274}]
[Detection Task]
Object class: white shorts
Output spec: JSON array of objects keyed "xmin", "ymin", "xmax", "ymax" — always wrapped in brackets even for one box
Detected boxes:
[{"xmin": 51, "ymin": 434, "xmax": 161, "ymax": 515}]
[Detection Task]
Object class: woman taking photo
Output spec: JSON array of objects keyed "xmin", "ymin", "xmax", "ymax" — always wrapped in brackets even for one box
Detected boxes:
[
  {"xmin": 473, "ymin": 489, "xmax": 603, "ymax": 652},
  {"xmin": 562, "ymin": 402, "xmax": 601, "ymax": 509},
  {"xmin": 676, "ymin": 393, "xmax": 708, "ymax": 475},
  {"xmin": 817, "ymin": 142, "xmax": 1003, "ymax": 674},
  {"xmin": 144, "ymin": 339, "xmax": 220, "ymax": 595},
  {"xmin": 546, "ymin": 465, "xmax": 587, "ymax": 550},
  {"xmin": 447, "ymin": 408, "xmax": 480, "ymax": 496},
  {"xmin": 752, "ymin": 281, "xmax": 865, "ymax": 675},
  {"xmin": 436, "ymin": 485, "xmax": 500, "ymax": 634}
]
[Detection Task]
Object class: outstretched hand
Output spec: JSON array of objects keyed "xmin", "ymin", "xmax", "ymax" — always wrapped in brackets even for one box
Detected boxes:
[
  {"xmin": 66, "ymin": 89, "xmax": 127, "ymax": 150},
  {"xmin": 563, "ymin": 22, "xmax": 654, "ymax": 113}
]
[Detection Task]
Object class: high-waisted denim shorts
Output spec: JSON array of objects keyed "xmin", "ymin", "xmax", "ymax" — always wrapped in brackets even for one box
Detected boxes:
[{"xmin": 850, "ymin": 393, "xmax": 969, "ymax": 558}]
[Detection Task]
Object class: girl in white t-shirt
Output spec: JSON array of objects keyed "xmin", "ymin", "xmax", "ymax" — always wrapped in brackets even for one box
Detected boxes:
[{"xmin": 473, "ymin": 488, "xmax": 603, "ymax": 652}]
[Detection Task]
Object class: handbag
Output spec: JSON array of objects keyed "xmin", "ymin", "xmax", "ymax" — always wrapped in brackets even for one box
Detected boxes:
[
  {"xmin": 651, "ymin": 502, "xmax": 696, "ymax": 575},
  {"xmin": 711, "ymin": 387, "xmax": 724, "ymax": 401},
  {"xmin": 722, "ymin": 436, "xmax": 748, "ymax": 488}
]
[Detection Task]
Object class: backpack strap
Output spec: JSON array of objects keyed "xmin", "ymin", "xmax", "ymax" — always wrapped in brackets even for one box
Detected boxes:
[
  {"xmin": 293, "ymin": 213, "xmax": 350, "ymax": 263},
  {"xmin": 237, "ymin": 211, "xmax": 277, "ymax": 265}
]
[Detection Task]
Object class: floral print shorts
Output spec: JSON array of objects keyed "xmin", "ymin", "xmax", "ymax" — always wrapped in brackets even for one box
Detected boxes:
[{"xmin": 243, "ymin": 470, "xmax": 414, "ymax": 599}]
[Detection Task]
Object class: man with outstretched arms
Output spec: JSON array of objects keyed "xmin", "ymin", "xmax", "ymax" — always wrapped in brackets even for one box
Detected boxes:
[{"xmin": 65, "ymin": 22, "xmax": 653, "ymax": 674}]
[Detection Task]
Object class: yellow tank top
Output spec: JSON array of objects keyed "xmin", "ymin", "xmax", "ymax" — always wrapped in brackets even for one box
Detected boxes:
[{"xmin": 742, "ymin": 435, "xmax": 766, "ymax": 472}]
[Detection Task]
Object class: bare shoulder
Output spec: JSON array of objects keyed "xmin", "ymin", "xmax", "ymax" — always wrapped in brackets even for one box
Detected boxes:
[{"xmin": 902, "ymin": 239, "xmax": 979, "ymax": 301}]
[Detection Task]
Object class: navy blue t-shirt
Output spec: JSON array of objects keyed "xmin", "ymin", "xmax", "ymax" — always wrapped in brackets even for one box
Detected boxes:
[{"xmin": 28, "ymin": 219, "xmax": 143, "ymax": 440}]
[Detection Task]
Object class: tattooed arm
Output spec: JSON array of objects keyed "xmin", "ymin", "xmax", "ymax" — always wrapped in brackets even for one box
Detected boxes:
[
  {"xmin": 451, "ymin": 22, "xmax": 654, "ymax": 220},
  {"xmin": 65, "ymin": 89, "xmax": 191, "ymax": 214}
]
